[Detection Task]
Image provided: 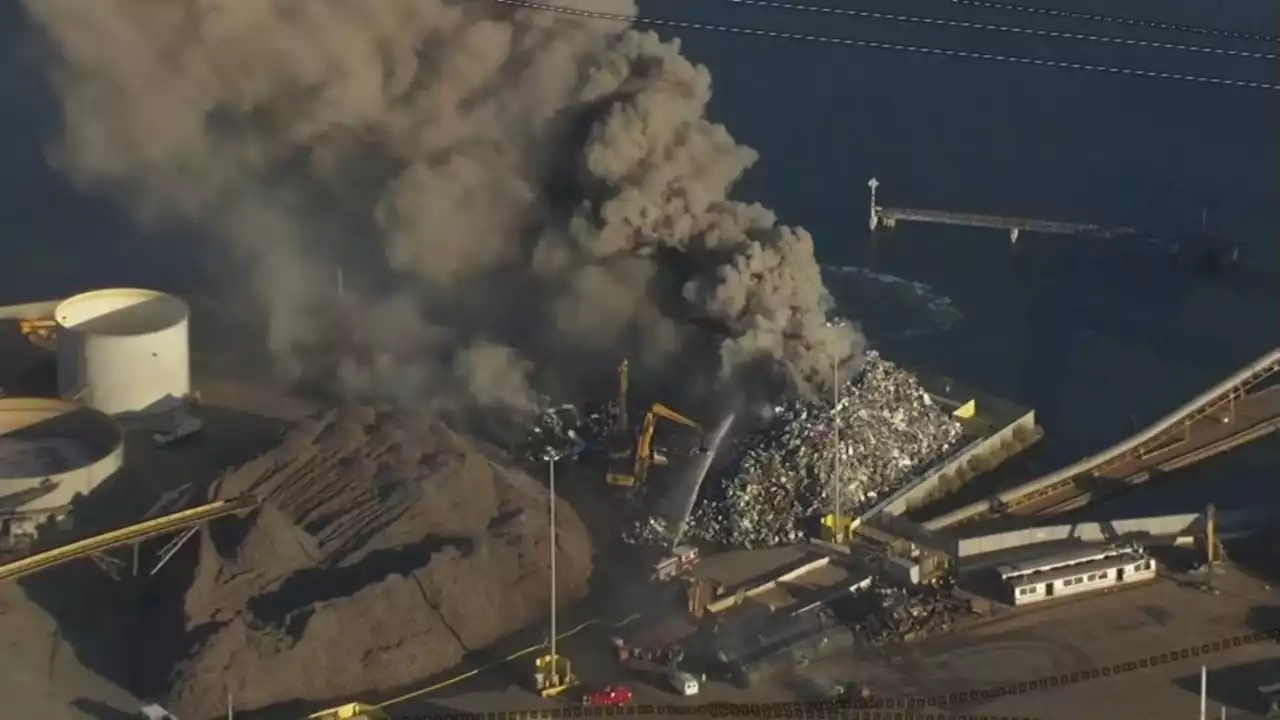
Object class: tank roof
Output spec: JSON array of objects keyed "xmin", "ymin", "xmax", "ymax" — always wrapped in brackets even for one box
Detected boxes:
[
  {"xmin": 55, "ymin": 288, "xmax": 188, "ymax": 337},
  {"xmin": 0, "ymin": 398, "xmax": 123, "ymax": 482}
]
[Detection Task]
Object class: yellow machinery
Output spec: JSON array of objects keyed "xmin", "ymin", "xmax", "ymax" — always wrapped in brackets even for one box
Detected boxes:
[
  {"xmin": 306, "ymin": 702, "xmax": 389, "ymax": 720},
  {"xmin": 534, "ymin": 653, "xmax": 575, "ymax": 697},
  {"xmin": 18, "ymin": 318, "xmax": 56, "ymax": 349},
  {"xmin": 821, "ymin": 512, "xmax": 855, "ymax": 543},
  {"xmin": 606, "ymin": 403, "xmax": 703, "ymax": 488}
]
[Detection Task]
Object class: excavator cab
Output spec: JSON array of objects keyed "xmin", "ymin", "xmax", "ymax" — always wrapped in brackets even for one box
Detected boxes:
[{"xmin": 606, "ymin": 450, "xmax": 638, "ymax": 487}]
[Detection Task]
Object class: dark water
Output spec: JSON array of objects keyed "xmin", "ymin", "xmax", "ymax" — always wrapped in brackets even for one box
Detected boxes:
[
  {"xmin": 1, "ymin": 0, "xmax": 1276, "ymax": 514},
  {"xmin": 640, "ymin": 0, "xmax": 1280, "ymax": 514}
]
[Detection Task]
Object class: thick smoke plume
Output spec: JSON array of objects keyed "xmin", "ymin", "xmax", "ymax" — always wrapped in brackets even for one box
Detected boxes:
[{"xmin": 24, "ymin": 0, "xmax": 863, "ymax": 418}]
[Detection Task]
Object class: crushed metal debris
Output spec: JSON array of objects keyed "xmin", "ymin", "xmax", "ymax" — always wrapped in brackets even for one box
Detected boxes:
[
  {"xmin": 674, "ymin": 352, "xmax": 963, "ymax": 548},
  {"xmin": 524, "ymin": 351, "xmax": 965, "ymax": 550}
]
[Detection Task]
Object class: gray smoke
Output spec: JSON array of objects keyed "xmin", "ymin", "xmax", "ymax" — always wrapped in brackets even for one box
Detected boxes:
[{"xmin": 23, "ymin": 0, "xmax": 863, "ymax": 417}]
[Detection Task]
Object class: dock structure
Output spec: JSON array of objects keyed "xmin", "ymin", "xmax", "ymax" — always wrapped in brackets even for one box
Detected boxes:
[{"xmin": 867, "ymin": 178, "xmax": 1137, "ymax": 244}]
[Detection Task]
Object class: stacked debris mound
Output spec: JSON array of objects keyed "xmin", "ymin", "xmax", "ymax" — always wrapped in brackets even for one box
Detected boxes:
[
  {"xmin": 168, "ymin": 406, "xmax": 593, "ymax": 720},
  {"xmin": 677, "ymin": 351, "xmax": 964, "ymax": 548},
  {"xmin": 840, "ymin": 581, "xmax": 976, "ymax": 645}
]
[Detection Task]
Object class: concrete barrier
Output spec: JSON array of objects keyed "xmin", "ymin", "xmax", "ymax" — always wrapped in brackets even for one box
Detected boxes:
[
  {"xmin": 864, "ymin": 511, "xmax": 960, "ymax": 559},
  {"xmin": 743, "ymin": 556, "xmax": 832, "ymax": 599},
  {"xmin": 705, "ymin": 555, "xmax": 833, "ymax": 614},
  {"xmin": 955, "ymin": 507, "xmax": 1278, "ymax": 559},
  {"xmin": 877, "ymin": 408, "xmax": 1039, "ymax": 518}
]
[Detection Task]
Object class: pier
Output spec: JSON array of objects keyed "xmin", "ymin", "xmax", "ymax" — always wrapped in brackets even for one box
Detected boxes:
[{"xmin": 868, "ymin": 178, "xmax": 1137, "ymax": 244}]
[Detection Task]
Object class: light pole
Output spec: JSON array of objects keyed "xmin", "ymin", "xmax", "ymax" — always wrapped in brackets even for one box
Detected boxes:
[
  {"xmin": 541, "ymin": 447, "xmax": 564, "ymax": 685},
  {"xmin": 832, "ymin": 354, "xmax": 843, "ymax": 542}
]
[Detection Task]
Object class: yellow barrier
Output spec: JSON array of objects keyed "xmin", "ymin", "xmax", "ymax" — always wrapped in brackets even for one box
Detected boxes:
[{"xmin": 0, "ymin": 495, "xmax": 260, "ymax": 583}]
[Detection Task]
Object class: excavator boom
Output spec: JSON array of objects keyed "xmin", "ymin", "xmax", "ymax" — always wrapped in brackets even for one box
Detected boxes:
[
  {"xmin": 649, "ymin": 402, "xmax": 700, "ymax": 431},
  {"xmin": 613, "ymin": 402, "xmax": 703, "ymax": 488}
]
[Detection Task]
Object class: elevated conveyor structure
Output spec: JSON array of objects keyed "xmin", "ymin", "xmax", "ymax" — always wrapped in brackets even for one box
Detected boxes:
[
  {"xmin": 0, "ymin": 495, "xmax": 259, "ymax": 583},
  {"xmin": 924, "ymin": 347, "xmax": 1280, "ymax": 530},
  {"xmin": 868, "ymin": 177, "xmax": 1136, "ymax": 244}
]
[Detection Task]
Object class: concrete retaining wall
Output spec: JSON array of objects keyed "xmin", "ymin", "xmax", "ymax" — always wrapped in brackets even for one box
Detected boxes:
[
  {"xmin": 877, "ymin": 409, "xmax": 1040, "ymax": 518},
  {"xmin": 955, "ymin": 507, "xmax": 1277, "ymax": 559},
  {"xmin": 706, "ymin": 556, "xmax": 832, "ymax": 614}
]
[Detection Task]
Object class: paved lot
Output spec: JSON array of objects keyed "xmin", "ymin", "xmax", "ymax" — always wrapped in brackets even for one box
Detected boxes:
[{"xmin": 402, "ymin": 567, "xmax": 1280, "ymax": 720}]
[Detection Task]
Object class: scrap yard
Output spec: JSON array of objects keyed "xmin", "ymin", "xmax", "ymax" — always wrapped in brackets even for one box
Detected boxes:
[
  {"xmin": 1, "ymin": 290, "xmax": 1278, "ymax": 719},
  {"xmin": 1, "ymin": 1, "xmax": 1277, "ymax": 717},
  {"xmin": 0, "ymin": 290, "xmax": 1029, "ymax": 719}
]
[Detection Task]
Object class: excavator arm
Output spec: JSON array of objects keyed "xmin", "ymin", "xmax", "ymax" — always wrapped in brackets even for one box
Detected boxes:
[
  {"xmin": 632, "ymin": 411, "xmax": 659, "ymax": 487},
  {"xmin": 649, "ymin": 403, "xmax": 701, "ymax": 432},
  {"xmin": 606, "ymin": 401, "xmax": 704, "ymax": 488},
  {"xmin": 631, "ymin": 403, "xmax": 704, "ymax": 487}
]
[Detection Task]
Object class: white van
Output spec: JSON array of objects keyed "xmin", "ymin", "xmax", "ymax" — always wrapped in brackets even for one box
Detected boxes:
[{"xmin": 668, "ymin": 669, "xmax": 700, "ymax": 696}]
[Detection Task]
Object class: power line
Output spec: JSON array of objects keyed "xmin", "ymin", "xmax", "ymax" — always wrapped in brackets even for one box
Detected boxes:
[
  {"xmin": 950, "ymin": 0, "xmax": 1280, "ymax": 45},
  {"xmin": 491, "ymin": 0, "xmax": 1280, "ymax": 91},
  {"xmin": 725, "ymin": 0, "xmax": 1277, "ymax": 60}
]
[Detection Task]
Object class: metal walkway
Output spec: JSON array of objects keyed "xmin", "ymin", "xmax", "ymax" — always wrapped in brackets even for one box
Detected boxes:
[
  {"xmin": 925, "ymin": 347, "xmax": 1280, "ymax": 530},
  {"xmin": 0, "ymin": 495, "xmax": 259, "ymax": 583},
  {"xmin": 868, "ymin": 178, "xmax": 1136, "ymax": 243}
]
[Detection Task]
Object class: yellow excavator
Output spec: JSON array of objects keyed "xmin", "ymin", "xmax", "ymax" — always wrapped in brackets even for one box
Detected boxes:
[{"xmin": 606, "ymin": 402, "xmax": 704, "ymax": 488}]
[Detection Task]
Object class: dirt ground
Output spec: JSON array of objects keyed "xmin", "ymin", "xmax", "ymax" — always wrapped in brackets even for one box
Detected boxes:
[
  {"xmin": 156, "ymin": 404, "xmax": 594, "ymax": 719},
  {"xmin": 0, "ymin": 368, "xmax": 602, "ymax": 720}
]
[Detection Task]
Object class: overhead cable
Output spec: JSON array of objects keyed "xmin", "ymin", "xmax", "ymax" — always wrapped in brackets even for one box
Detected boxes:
[
  {"xmin": 491, "ymin": 0, "xmax": 1280, "ymax": 91},
  {"xmin": 724, "ymin": 0, "xmax": 1278, "ymax": 60},
  {"xmin": 950, "ymin": 0, "xmax": 1280, "ymax": 45}
]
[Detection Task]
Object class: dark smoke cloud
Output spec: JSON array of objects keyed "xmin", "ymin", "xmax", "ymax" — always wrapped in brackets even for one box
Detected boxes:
[{"xmin": 23, "ymin": 0, "xmax": 864, "ymax": 417}]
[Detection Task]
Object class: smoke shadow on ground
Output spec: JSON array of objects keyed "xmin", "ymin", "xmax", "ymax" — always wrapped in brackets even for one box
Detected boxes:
[
  {"xmin": 13, "ymin": 402, "xmax": 298, "ymax": 699},
  {"xmin": 237, "ymin": 697, "xmax": 460, "ymax": 720},
  {"xmin": 14, "ymin": 534, "xmax": 200, "ymax": 701},
  {"xmin": 69, "ymin": 698, "xmax": 139, "ymax": 720},
  {"xmin": 1246, "ymin": 606, "xmax": 1280, "ymax": 639},
  {"xmin": 1171, "ymin": 655, "xmax": 1280, "ymax": 717},
  {"xmin": 1223, "ymin": 536, "xmax": 1280, "ymax": 586}
]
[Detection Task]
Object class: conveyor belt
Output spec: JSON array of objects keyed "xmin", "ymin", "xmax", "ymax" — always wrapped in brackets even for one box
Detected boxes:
[
  {"xmin": 1021, "ymin": 389, "xmax": 1280, "ymax": 516},
  {"xmin": 924, "ymin": 347, "xmax": 1280, "ymax": 530},
  {"xmin": 0, "ymin": 495, "xmax": 259, "ymax": 583}
]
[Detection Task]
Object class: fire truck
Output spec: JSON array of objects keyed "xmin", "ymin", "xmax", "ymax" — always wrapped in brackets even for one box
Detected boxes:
[
  {"xmin": 583, "ymin": 685, "xmax": 633, "ymax": 707},
  {"xmin": 651, "ymin": 545, "xmax": 699, "ymax": 582}
]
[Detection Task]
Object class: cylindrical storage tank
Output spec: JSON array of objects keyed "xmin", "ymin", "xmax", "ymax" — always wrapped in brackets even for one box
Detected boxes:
[{"xmin": 54, "ymin": 288, "xmax": 190, "ymax": 415}]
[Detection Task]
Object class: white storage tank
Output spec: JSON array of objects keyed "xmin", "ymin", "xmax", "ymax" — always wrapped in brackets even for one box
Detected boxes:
[{"xmin": 54, "ymin": 288, "xmax": 191, "ymax": 415}]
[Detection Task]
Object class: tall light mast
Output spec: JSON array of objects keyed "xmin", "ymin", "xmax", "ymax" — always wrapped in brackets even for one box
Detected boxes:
[
  {"xmin": 832, "ymin": 354, "xmax": 843, "ymax": 542},
  {"xmin": 548, "ymin": 450, "xmax": 558, "ymax": 678}
]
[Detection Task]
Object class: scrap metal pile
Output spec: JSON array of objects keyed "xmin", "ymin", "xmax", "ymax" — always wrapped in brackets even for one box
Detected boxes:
[
  {"xmin": 843, "ymin": 582, "xmax": 976, "ymax": 645},
  {"xmin": 522, "ymin": 402, "xmax": 595, "ymax": 460},
  {"xmin": 679, "ymin": 351, "xmax": 965, "ymax": 548}
]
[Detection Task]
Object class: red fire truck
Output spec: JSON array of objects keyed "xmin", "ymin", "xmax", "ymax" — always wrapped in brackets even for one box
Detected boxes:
[{"xmin": 582, "ymin": 685, "xmax": 633, "ymax": 707}]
